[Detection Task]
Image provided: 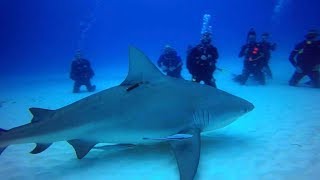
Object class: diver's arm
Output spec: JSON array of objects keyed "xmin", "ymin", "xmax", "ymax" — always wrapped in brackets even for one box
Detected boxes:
[
  {"xmin": 212, "ymin": 46, "xmax": 219, "ymax": 61},
  {"xmin": 70, "ymin": 61, "xmax": 77, "ymax": 80},
  {"xmin": 289, "ymin": 46, "xmax": 299, "ymax": 67}
]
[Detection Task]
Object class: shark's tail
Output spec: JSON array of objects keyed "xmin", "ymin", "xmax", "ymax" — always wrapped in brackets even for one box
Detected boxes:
[
  {"xmin": 0, "ymin": 128, "xmax": 8, "ymax": 155},
  {"xmin": 0, "ymin": 108, "xmax": 56, "ymax": 156}
]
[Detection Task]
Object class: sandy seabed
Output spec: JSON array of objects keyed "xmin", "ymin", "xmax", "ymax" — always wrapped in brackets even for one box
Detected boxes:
[{"xmin": 0, "ymin": 59, "xmax": 319, "ymax": 180}]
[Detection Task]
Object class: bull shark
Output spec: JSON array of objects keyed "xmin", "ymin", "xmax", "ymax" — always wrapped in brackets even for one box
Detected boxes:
[{"xmin": 0, "ymin": 46, "xmax": 254, "ymax": 180}]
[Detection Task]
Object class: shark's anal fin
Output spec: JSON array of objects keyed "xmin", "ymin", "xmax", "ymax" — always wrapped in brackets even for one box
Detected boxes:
[
  {"xmin": 0, "ymin": 128, "xmax": 8, "ymax": 155},
  {"xmin": 29, "ymin": 108, "xmax": 55, "ymax": 123},
  {"xmin": 169, "ymin": 128, "xmax": 201, "ymax": 180},
  {"xmin": 68, "ymin": 140, "xmax": 98, "ymax": 159},
  {"xmin": 30, "ymin": 143, "xmax": 52, "ymax": 154}
]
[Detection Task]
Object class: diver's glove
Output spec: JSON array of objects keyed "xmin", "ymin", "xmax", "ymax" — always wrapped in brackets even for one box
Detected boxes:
[
  {"xmin": 295, "ymin": 66, "xmax": 303, "ymax": 73},
  {"xmin": 313, "ymin": 64, "xmax": 320, "ymax": 72}
]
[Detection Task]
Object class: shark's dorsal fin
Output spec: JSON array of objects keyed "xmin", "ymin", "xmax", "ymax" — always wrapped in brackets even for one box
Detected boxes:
[
  {"xmin": 68, "ymin": 140, "xmax": 98, "ymax": 159},
  {"xmin": 29, "ymin": 108, "xmax": 55, "ymax": 123},
  {"xmin": 169, "ymin": 128, "xmax": 201, "ymax": 180},
  {"xmin": 121, "ymin": 46, "xmax": 165, "ymax": 85}
]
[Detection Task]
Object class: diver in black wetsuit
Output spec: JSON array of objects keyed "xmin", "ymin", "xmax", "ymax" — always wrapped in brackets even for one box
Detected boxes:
[
  {"xmin": 70, "ymin": 51, "xmax": 96, "ymax": 93},
  {"xmin": 187, "ymin": 32, "xmax": 219, "ymax": 88},
  {"xmin": 234, "ymin": 29, "xmax": 265, "ymax": 85},
  {"xmin": 260, "ymin": 33, "xmax": 276, "ymax": 79},
  {"xmin": 289, "ymin": 30, "xmax": 320, "ymax": 88},
  {"xmin": 157, "ymin": 45, "xmax": 183, "ymax": 78}
]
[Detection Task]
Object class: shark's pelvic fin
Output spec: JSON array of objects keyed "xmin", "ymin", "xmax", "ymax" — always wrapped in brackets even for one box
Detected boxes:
[
  {"xmin": 169, "ymin": 128, "xmax": 201, "ymax": 180},
  {"xmin": 29, "ymin": 108, "xmax": 55, "ymax": 123},
  {"xmin": 0, "ymin": 128, "xmax": 8, "ymax": 155},
  {"xmin": 68, "ymin": 140, "xmax": 98, "ymax": 159},
  {"xmin": 30, "ymin": 143, "xmax": 52, "ymax": 154},
  {"xmin": 121, "ymin": 46, "xmax": 165, "ymax": 86}
]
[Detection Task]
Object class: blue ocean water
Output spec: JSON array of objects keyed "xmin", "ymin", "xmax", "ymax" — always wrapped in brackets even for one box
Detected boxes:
[
  {"xmin": 0, "ymin": 0, "xmax": 319, "ymax": 75},
  {"xmin": 0, "ymin": 1, "xmax": 320, "ymax": 179}
]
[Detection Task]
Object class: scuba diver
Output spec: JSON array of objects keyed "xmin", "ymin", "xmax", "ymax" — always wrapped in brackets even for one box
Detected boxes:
[
  {"xmin": 260, "ymin": 33, "xmax": 276, "ymax": 79},
  {"xmin": 157, "ymin": 45, "xmax": 183, "ymax": 78},
  {"xmin": 288, "ymin": 29, "xmax": 320, "ymax": 88},
  {"xmin": 70, "ymin": 51, "xmax": 96, "ymax": 93},
  {"xmin": 187, "ymin": 32, "xmax": 219, "ymax": 88},
  {"xmin": 234, "ymin": 28, "xmax": 265, "ymax": 85}
]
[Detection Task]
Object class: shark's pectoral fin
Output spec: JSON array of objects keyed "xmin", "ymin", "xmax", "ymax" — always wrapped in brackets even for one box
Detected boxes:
[
  {"xmin": 143, "ymin": 134, "xmax": 193, "ymax": 141},
  {"xmin": 169, "ymin": 128, "xmax": 201, "ymax": 180},
  {"xmin": 29, "ymin": 108, "xmax": 55, "ymax": 123},
  {"xmin": 0, "ymin": 128, "xmax": 8, "ymax": 155},
  {"xmin": 67, "ymin": 140, "xmax": 98, "ymax": 159},
  {"xmin": 30, "ymin": 143, "xmax": 52, "ymax": 154}
]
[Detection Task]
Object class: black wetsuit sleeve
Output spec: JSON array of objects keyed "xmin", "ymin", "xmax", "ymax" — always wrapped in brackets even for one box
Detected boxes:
[
  {"xmin": 84, "ymin": 59, "xmax": 94, "ymax": 77},
  {"xmin": 257, "ymin": 45, "xmax": 265, "ymax": 69},
  {"xmin": 70, "ymin": 61, "xmax": 77, "ymax": 80},
  {"xmin": 289, "ymin": 43, "xmax": 302, "ymax": 67},
  {"xmin": 88, "ymin": 61, "xmax": 95, "ymax": 77},
  {"xmin": 317, "ymin": 41, "xmax": 320, "ymax": 64},
  {"xmin": 187, "ymin": 48, "xmax": 197, "ymax": 74},
  {"xmin": 212, "ymin": 47, "xmax": 219, "ymax": 61}
]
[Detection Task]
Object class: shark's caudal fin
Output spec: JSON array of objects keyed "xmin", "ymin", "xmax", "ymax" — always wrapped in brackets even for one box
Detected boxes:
[
  {"xmin": 169, "ymin": 128, "xmax": 201, "ymax": 180},
  {"xmin": 0, "ymin": 128, "xmax": 8, "ymax": 155},
  {"xmin": 121, "ymin": 46, "xmax": 165, "ymax": 86},
  {"xmin": 1, "ymin": 108, "xmax": 56, "ymax": 155}
]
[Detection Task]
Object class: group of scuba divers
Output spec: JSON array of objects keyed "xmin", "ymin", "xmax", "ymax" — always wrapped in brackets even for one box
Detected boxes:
[
  {"xmin": 69, "ymin": 28, "xmax": 320, "ymax": 93},
  {"xmin": 158, "ymin": 28, "xmax": 320, "ymax": 89}
]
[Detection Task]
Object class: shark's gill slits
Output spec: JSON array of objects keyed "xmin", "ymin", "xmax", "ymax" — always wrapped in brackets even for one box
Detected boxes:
[{"xmin": 192, "ymin": 109, "xmax": 212, "ymax": 130}]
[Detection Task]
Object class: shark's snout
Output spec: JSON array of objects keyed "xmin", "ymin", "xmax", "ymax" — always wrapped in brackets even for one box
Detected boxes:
[
  {"xmin": 238, "ymin": 99, "xmax": 255, "ymax": 114},
  {"xmin": 244, "ymin": 102, "xmax": 255, "ymax": 113}
]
